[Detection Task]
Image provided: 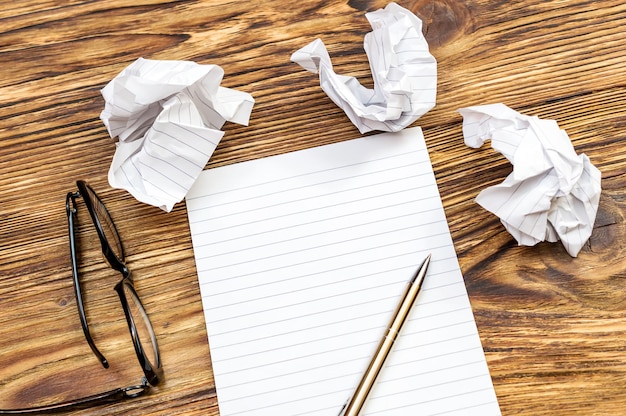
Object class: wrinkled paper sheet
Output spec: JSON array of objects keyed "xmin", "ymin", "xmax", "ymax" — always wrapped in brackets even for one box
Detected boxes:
[
  {"xmin": 459, "ymin": 103, "xmax": 601, "ymax": 257},
  {"xmin": 100, "ymin": 57, "xmax": 254, "ymax": 212},
  {"xmin": 290, "ymin": 2, "xmax": 436, "ymax": 134}
]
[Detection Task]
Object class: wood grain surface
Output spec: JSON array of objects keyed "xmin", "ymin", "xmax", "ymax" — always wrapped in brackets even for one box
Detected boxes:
[{"xmin": 1, "ymin": 0, "xmax": 625, "ymax": 415}]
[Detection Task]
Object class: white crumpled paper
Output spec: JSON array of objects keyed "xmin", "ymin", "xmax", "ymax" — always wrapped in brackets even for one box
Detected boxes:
[
  {"xmin": 290, "ymin": 2, "xmax": 437, "ymax": 134},
  {"xmin": 100, "ymin": 57, "xmax": 254, "ymax": 212},
  {"xmin": 459, "ymin": 103, "xmax": 601, "ymax": 257}
]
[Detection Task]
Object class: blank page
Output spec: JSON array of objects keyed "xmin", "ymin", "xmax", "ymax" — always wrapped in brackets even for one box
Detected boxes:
[{"xmin": 186, "ymin": 127, "xmax": 501, "ymax": 415}]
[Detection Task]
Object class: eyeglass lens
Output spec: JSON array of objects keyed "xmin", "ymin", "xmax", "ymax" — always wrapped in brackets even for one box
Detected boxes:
[
  {"xmin": 81, "ymin": 182, "xmax": 124, "ymax": 262},
  {"xmin": 122, "ymin": 282, "xmax": 160, "ymax": 370}
]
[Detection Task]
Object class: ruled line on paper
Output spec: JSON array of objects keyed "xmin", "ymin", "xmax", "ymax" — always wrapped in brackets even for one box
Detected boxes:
[
  {"xmin": 210, "ymin": 296, "xmax": 472, "ymax": 356},
  {"xmin": 204, "ymin": 267, "xmax": 466, "ymax": 324},
  {"xmin": 186, "ymin": 127, "xmax": 501, "ymax": 415},
  {"xmin": 220, "ymin": 348, "xmax": 487, "ymax": 405},
  {"xmin": 197, "ymin": 229, "xmax": 451, "ymax": 275},
  {"xmin": 192, "ymin": 196, "xmax": 440, "ymax": 249},
  {"xmin": 185, "ymin": 149, "xmax": 430, "ymax": 210},
  {"xmin": 203, "ymin": 268, "xmax": 468, "ymax": 324},
  {"xmin": 217, "ymin": 336, "xmax": 484, "ymax": 393},
  {"xmin": 210, "ymin": 314, "xmax": 480, "ymax": 374},
  {"xmin": 212, "ymin": 325, "xmax": 482, "ymax": 391},
  {"xmin": 196, "ymin": 232, "xmax": 451, "ymax": 288}
]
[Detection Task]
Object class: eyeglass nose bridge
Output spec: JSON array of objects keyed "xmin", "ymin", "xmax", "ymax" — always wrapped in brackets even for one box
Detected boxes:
[{"xmin": 100, "ymin": 252, "xmax": 130, "ymax": 278}]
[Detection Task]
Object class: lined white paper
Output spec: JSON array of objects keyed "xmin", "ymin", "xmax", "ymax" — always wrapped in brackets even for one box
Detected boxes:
[{"xmin": 186, "ymin": 127, "xmax": 501, "ymax": 416}]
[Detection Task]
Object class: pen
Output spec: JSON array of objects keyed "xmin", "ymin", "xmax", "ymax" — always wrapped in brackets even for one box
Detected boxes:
[{"xmin": 338, "ymin": 253, "xmax": 431, "ymax": 416}]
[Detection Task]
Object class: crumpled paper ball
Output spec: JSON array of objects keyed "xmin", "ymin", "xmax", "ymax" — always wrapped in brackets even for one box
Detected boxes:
[
  {"xmin": 100, "ymin": 57, "xmax": 254, "ymax": 212},
  {"xmin": 291, "ymin": 2, "xmax": 437, "ymax": 134},
  {"xmin": 459, "ymin": 103, "xmax": 601, "ymax": 257}
]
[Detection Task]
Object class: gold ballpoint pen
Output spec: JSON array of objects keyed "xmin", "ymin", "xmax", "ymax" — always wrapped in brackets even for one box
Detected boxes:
[{"xmin": 338, "ymin": 254, "xmax": 431, "ymax": 416}]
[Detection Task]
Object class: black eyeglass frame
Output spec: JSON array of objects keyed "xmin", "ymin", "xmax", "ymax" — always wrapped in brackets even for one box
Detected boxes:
[
  {"xmin": 0, "ymin": 181, "xmax": 163, "ymax": 414},
  {"xmin": 68, "ymin": 180, "xmax": 163, "ymax": 380}
]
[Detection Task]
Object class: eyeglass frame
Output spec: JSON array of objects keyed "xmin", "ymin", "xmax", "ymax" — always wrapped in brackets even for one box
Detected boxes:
[{"xmin": 0, "ymin": 181, "xmax": 163, "ymax": 414}]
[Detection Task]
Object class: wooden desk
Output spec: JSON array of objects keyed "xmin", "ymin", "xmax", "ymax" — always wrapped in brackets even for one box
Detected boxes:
[{"xmin": 1, "ymin": 1, "xmax": 624, "ymax": 414}]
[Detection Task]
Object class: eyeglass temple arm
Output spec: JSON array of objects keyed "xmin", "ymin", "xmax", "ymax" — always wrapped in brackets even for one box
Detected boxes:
[
  {"xmin": 66, "ymin": 192, "xmax": 109, "ymax": 369},
  {"xmin": 0, "ymin": 379, "xmax": 150, "ymax": 414}
]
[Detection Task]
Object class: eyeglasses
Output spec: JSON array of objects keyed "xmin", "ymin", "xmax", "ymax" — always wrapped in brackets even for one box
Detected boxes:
[{"xmin": 0, "ymin": 181, "xmax": 163, "ymax": 414}]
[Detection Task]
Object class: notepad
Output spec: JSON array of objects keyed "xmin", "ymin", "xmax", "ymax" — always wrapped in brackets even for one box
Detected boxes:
[{"xmin": 186, "ymin": 127, "xmax": 501, "ymax": 416}]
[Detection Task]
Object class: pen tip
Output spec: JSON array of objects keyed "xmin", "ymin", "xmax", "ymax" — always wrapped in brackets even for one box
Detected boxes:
[{"xmin": 411, "ymin": 253, "xmax": 431, "ymax": 283}]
